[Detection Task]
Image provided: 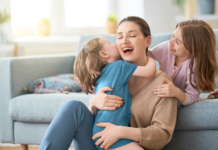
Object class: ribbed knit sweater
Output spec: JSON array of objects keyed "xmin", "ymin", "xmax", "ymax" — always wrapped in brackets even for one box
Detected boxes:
[{"xmin": 130, "ymin": 72, "xmax": 177, "ymax": 150}]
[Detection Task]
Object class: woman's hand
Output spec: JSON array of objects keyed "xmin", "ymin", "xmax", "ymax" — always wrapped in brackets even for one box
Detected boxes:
[
  {"xmin": 90, "ymin": 86, "xmax": 124, "ymax": 111},
  {"xmin": 92, "ymin": 123, "xmax": 122, "ymax": 150},
  {"xmin": 153, "ymin": 78, "xmax": 178, "ymax": 98}
]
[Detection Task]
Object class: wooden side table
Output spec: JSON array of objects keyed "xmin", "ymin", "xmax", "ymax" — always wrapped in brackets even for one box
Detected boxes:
[{"xmin": 0, "ymin": 44, "xmax": 15, "ymax": 58}]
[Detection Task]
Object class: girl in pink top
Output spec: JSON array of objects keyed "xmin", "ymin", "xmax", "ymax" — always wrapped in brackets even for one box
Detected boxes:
[{"xmin": 149, "ymin": 20, "xmax": 218, "ymax": 105}]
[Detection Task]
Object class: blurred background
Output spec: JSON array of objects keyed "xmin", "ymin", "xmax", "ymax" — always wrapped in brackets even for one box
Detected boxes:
[{"xmin": 0, "ymin": 0, "xmax": 218, "ymax": 58}]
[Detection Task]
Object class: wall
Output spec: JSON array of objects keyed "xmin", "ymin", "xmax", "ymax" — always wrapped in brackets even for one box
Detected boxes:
[
  {"xmin": 144, "ymin": 0, "xmax": 183, "ymax": 34},
  {"xmin": 110, "ymin": 0, "xmax": 183, "ymax": 34}
]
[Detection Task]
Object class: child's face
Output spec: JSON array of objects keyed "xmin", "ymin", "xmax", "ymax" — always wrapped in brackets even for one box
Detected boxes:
[
  {"xmin": 170, "ymin": 27, "xmax": 190, "ymax": 58},
  {"xmin": 99, "ymin": 38, "xmax": 121, "ymax": 61}
]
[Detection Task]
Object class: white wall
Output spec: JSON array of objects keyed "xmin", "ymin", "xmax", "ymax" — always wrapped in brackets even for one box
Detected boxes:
[
  {"xmin": 144, "ymin": 0, "xmax": 183, "ymax": 34},
  {"xmin": 112, "ymin": 0, "xmax": 183, "ymax": 34}
]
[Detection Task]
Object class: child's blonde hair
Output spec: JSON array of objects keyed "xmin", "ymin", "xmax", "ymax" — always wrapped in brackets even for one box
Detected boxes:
[
  {"xmin": 74, "ymin": 37, "xmax": 107, "ymax": 94},
  {"xmin": 176, "ymin": 20, "xmax": 218, "ymax": 91}
]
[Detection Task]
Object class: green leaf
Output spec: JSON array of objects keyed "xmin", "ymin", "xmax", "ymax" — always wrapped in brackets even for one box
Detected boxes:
[
  {"xmin": 0, "ymin": 7, "xmax": 11, "ymax": 24},
  {"xmin": 107, "ymin": 14, "xmax": 118, "ymax": 22}
]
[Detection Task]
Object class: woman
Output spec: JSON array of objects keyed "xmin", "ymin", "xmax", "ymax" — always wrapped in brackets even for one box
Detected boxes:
[{"xmin": 39, "ymin": 16, "xmax": 177, "ymax": 150}]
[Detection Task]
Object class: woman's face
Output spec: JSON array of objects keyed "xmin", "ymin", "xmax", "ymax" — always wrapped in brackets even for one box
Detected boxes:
[
  {"xmin": 116, "ymin": 21, "xmax": 151, "ymax": 64},
  {"xmin": 170, "ymin": 27, "xmax": 190, "ymax": 58}
]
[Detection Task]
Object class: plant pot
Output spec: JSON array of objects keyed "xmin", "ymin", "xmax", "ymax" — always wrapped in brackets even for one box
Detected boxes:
[
  {"xmin": 197, "ymin": 0, "xmax": 215, "ymax": 14},
  {"xmin": 106, "ymin": 21, "xmax": 117, "ymax": 34},
  {"xmin": 37, "ymin": 22, "xmax": 50, "ymax": 36}
]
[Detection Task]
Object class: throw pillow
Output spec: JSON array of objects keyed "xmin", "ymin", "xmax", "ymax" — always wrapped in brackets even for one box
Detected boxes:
[{"xmin": 23, "ymin": 74, "xmax": 82, "ymax": 93}]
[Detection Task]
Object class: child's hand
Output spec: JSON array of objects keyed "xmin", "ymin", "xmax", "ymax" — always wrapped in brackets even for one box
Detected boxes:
[{"xmin": 153, "ymin": 78, "xmax": 178, "ymax": 98}]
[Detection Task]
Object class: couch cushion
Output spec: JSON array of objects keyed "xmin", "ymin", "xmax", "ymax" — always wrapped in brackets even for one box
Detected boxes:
[
  {"xmin": 176, "ymin": 99, "xmax": 218, "ymax": 130},
  {"xmin": 9, "ymin": 93, "xmax": 93, "ymax": 123},
  {"xmin": 9, "ymin": 92, "xmax": 218, "ymax": 130}
]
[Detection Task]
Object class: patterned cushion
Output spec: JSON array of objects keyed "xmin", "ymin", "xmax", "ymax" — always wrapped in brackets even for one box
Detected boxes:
[{"xmin": 23, "ymin": 74, "xmax": 82, "ymax": 93}]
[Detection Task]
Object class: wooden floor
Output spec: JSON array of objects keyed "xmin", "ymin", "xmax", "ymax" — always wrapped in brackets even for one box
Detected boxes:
[{"xmin": 0, "ymin": 143, "xmax": 74, "ymax": 150}]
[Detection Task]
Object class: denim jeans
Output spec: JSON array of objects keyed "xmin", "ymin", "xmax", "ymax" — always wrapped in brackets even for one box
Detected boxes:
[{"xmin": 39, "ymin": 100, "xmax": 98, "ymax": 150}]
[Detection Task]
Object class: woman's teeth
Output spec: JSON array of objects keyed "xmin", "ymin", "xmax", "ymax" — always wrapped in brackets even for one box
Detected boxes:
[{"xmin": 122, "ymin": 48, "xmax": 133, "ymax": 53}]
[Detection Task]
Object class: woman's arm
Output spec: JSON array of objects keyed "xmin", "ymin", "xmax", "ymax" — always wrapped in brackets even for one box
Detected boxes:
[
  {"xmin": 132, "ymin": 57, "xmax": 156, "ymax": 77},
  {"xmin": 88, "ymin": 86, "xmax": 124, "ymax": 116}
]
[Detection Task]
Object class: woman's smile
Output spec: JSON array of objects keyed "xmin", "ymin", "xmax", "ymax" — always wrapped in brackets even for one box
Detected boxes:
[{"xmin": 122, "ymin": 46, "xmax": 134, "ymax": 56}]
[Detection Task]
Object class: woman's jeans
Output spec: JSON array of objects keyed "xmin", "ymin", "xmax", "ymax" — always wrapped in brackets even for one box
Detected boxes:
[{"xmin": 39, "ymin": 100, "xmax": 98, "ymax": 150}]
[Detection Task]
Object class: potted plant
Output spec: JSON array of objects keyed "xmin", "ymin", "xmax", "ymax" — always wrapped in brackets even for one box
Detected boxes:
[
  {"xmin": 172, "ymin": 0, "xmax": 185, "ymax": 11},
  {"xmin": 105, "ymin": 14, "xmax": 118, "ymax": 34},
  {"xmin": 37, "ymin": 17, "xmax": 50, "ymax": 36},
  {"xmin": 0, "ymin": 8, "xmax": 11, "ymax": 44}
]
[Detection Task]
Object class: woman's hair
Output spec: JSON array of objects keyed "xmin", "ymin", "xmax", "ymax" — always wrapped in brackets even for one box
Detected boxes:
[
  {"xmin": 176, "ymin": 20, "xmax": 218, "ymax": 91},
  {"xmin": 74, "ymin": 37, "xmax": 106, "ymax": 94},
  {"xmin": 118, "ymin": 16, "xmax": 151, "ymax": 54}
]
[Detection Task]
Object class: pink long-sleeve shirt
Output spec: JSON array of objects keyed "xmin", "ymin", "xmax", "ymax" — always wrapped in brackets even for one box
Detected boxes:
[{"xmin": 148, "ymin": 40, "xmax": 200, "ymax": 105}]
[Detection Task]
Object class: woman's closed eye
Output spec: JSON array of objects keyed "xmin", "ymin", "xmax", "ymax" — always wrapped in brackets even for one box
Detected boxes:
[{"xmin": 117, "ymin": 35, "xmax": 122, "ymax": 39}]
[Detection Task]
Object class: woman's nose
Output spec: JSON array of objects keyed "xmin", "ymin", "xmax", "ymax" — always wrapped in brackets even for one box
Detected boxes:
[{"xmin": 121, "ymin": 36, "xmax": 129, "ymax": 44}]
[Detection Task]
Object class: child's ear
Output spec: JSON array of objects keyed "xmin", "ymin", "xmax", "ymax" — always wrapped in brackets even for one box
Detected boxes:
[{"xmin": 99, "ymin": 51, "xmax": 110, "ymax": 59}]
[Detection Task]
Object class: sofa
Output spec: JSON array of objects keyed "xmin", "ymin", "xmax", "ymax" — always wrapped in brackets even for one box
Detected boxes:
[{"xmin": 0, "ymin": 30, "xmax": 218, "ymax": 150}]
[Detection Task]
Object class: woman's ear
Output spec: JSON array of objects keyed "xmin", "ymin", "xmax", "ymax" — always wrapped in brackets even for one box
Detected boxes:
[
  {"xmin": 145, "ymin": 36, "xmax": 151, "ymax": 47},
  {"xmin": 99, "ymin": 51, "xmax": 110, "ymax": 59}
]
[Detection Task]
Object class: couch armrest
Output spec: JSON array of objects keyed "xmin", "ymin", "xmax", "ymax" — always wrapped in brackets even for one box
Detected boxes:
[{"xmin": 0, "ymin": 54, "xmax": 76, "ymax": 143}]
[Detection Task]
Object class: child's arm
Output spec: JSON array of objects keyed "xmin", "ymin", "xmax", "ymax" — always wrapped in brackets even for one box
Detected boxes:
[{"xmin": 132, "ymin": 57, "xmax": 156, "ymax": 77}]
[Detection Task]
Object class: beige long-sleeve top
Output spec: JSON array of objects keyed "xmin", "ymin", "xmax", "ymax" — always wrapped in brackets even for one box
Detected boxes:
[{"xmin": 130, "ymin": 72, "xmax": 177, "ymax": 150}]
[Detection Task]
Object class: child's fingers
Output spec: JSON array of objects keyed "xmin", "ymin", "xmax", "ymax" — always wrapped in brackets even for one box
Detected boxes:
[
  {"xmin": 154, "ymin": 85, "xmax": 168, "ymax": 91},
  {"xmin": 157, "ymin": 94, "xmax": 167, "ymax": 97},
  {"xmin": 154, "ymin": 87, "xmax": 168, "ymax": 94}
]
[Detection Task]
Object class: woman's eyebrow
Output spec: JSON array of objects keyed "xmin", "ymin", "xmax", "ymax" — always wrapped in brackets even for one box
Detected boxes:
[
  {"xmin": 128, "ymin": 30, "xmax": 136, "ymax": 33},
  {"xmin": 117, "ymin": 30, "xmax": 136, "ymax": 35}
]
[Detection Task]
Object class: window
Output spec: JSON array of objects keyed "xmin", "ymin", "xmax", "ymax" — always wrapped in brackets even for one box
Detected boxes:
[
  {"xmin": 11, "ymin": 0, "xmax": 51, "ymax": 29},
  {"xmin": 64, "ymin": 0, "xmax": 108, "ymax": 28},
  {"xmin": 10, "ymin": 0, "xmax": 109, "ymax": 37}
]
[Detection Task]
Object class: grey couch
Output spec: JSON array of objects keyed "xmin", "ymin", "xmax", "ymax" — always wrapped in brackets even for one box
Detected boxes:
[{"xmin": 0, "ymin": 30, "xmax": 218, "ymax": 150}]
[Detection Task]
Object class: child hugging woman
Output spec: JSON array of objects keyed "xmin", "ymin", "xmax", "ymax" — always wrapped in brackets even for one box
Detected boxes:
[{"xmin": 74, "ymin": 37, "xmax": 156, "ymax": 150}]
